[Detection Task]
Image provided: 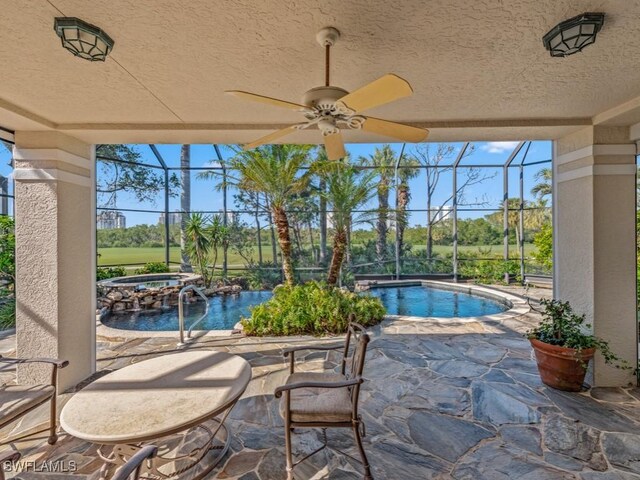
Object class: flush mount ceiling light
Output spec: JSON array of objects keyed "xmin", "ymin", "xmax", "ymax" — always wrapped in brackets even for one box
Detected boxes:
[
  {"xmin": 54, "ymin": 17, "xmax": 114, "ymax": 61},
  {"xmin": 543, "ymin": 12, "xmax": 605, "ymax": 57}
]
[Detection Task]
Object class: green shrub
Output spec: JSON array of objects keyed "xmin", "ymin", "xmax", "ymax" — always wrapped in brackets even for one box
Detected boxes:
[
  {"xmin": 97, "ymin": 266, "xmax": 127, "ymax": 281},
  {"xmin": 532, "ymin": 223, "xmax": 553, "ymax": 272},
  {"xmin": 0, "ymin": 297, "xmax": 15, "ymax": 330},
  {"xmin": 241, "ymin": 281, "xmax": 386, "ymax": 336},
  {"xmin": 134, "ymin": 262, "xmax": 170, "ymax": 275},
  {"xmin": 0, "ymin": 216, "xmax": 15, "ymax": 284},
  {"xmin": 459, "ymin": 258, "xmax": 520, "ymax": 285}
]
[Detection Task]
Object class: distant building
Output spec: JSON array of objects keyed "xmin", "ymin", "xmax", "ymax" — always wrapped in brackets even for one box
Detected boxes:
[
  {"xmin": 431, "ymin": 206, "xmax": 452, "ymax": 223},
  {"xmin": 158, "ymin": 211, "xmax": 182, "ymax": 225},
  {"xmin": 97, "ymin": 210, "xmax": 126, "ymax": 229}
]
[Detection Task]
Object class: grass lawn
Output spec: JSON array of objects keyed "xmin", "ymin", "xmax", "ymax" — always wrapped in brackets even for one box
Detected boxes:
[
  {"xmin": 98, "ymin": 243, "xmax": 537, "ymax": 268},
  {"xmin": 98, "ymin": 246, "xmax": 274, "ymax": 267}
]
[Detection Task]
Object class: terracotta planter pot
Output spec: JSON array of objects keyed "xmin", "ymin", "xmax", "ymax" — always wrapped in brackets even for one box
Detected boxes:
[{"xmin": 530, "ymin": 338, "xmax": 595, "ymax": 392}]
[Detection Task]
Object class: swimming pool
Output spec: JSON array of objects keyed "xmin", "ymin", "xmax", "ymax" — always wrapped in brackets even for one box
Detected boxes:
[
  {"xmin": 367, "ymin": 285, "xmax": 508, "ymax": 317},
  {"xmin": 100, "ymin": 283, "xmax": 510, "ymax": 333},
  {"xmin": 101, "ymin": 290, "xmax": 273, "ymax": 331}
]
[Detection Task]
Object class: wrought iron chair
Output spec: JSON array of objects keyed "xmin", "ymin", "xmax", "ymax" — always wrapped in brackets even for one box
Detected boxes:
[
  {"xmin": 275, "ymin": 319, "xmax": 372, "ymax": 479},
  {"xmin": 0, "ymin": 355, "xmax": 69, "ymax": 445},
  {"xmin": 0, "ymin": 445, "xmax": 158, "ymax": 480}
]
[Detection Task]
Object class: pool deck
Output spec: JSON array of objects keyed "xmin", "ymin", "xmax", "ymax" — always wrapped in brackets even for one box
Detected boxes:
[{"xmin": 4, "ymin": 284, "xmax": 640, "ymax": 479}]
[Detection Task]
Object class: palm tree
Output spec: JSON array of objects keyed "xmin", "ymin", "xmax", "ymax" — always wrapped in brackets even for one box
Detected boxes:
[
  {"xmin": 360, "ymin": 145, "xmax": 396, "ymax": 263},
  {"xmin": 225, "ymin": 145, "xmax": 315, "ymax": 285},
  {"xmin": 395, "ymin": 155, "xmax": 420, "ymax": 256},
  {"xmin": 531, "ymin": 167, "xmax": 552, "ymax": 200},
  {"xmin": 184, "ymin": 213, "xmax": 212, "ymax": 285},
  {"xmin": 323, "ymin": 162, "xmax": 377, "ymax": 285},
  {"xmin": 180, "ymin": 144, "xmax": 192, "ymax": 272}
]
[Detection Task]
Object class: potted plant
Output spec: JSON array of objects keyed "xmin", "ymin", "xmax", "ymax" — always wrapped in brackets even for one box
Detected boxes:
[{"xmin": 527, "ymin": 299, "xmax": 629, "ymax": 391}]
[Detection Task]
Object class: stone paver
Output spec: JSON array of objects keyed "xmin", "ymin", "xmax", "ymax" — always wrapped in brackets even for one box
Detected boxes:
[{"xmin": 1, "ymin": 286, "xmax": 640, "ymax": 479}]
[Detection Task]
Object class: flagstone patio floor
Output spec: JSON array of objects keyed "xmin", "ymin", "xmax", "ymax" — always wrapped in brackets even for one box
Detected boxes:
[{"xmin": 1, "ymin": 288, "xmax": 640, "ymax": 479}]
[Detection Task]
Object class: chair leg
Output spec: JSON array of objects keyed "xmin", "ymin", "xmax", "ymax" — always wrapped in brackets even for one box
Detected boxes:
[
  {"xmin": 353, "ymin": 424, "xmax": 372, "ymax": 480},
  {"xmin": 284, "ymin": 424, "xmax": 294, "ymax": 480},
  {"xmin": 47, "ymin": 396, "xmax": 58, "ymax": 445}
]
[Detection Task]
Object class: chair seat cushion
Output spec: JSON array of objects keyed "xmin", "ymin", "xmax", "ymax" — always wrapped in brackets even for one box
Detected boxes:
[
  {"xmin": 0, "ymin": 385, "xmax": 55, "ymax": 427},
  {"xmin": 279, "ymin": 372, "xmax": 353, "ymax": 423}
]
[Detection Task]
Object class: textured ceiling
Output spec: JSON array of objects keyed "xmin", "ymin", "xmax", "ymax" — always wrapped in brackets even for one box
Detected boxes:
[{"xmin": 1, "ymin": 0, "xmax": 639, "ymax": 142}]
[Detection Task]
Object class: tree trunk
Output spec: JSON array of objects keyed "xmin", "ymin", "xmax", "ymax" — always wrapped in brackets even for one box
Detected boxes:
[
  {"xmin": 376, "ymin": 184, "xmax": 389, "ymax": 262},
  {"xmin": 346, "ymin": 219, "xmax": 352, "ymax": 266},
  {"xmin": 397, "ymin": 184, "xmax": 410, "ymax": 257},
  {"xmin": 307, "ymin": 220, "xmax": 317, "ymax": 263},
  {"xmin": 327, "ymin": 228, "xmax": 347, "ymax": 286},
  {"xmin": 273, "ymin": 205, "xmax": 295, "ymax": 286},
  {"xmin": 266, "ymin": 196, "xmax": 278, "ymax": 263},
  {"xmin": 293, "ymin": 223, "xmax": 303, "ymax": 256},
  {"xmin": 180, "ymin": 145, "xmax": 192, "ymax": 272},
  {"xmin": 319, "ymin": 178, "xmax": 328, "ymax": 264},
  {"xmin": 255, "ymin": 201, "xmax": 263, "ymax": 264}
]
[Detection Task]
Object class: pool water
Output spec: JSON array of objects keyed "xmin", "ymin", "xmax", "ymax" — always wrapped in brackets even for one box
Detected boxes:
[
  {"xmin": 368, "ymin": 285, "xmax": 507, "ymax": 317},
  {"xmin": 101, "ymin": 285, "xmax": 508, "ymax": 332},
  {"xmin": 102, "ymin": 290, "xmax": 273, "ymax": 331}
]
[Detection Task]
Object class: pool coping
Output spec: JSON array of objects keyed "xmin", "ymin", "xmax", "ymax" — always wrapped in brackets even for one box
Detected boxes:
[{"xmin": 96, "ymin": 280, "xmax": 530, "ymax": 340}]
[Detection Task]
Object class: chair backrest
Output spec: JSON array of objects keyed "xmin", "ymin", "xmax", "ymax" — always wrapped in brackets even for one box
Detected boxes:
[{"xmin": 340, "ymin": 316, "xmax": 370, "ymax": 417}]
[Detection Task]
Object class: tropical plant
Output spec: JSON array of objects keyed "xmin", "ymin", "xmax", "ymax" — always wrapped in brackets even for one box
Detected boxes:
[
  {"xmin": 322, "ymin": 162, "xmax": 377, "ymax": 285},
  {"xmin": 360, "ymin": 145, "xmax": 396, "ymax": 263},
  {"xmin": 208, "ymin": 214, "xmax": 229, "ymax": 275},
  {"xmin": 184, "ymin": 212, "xmax": 213, "ymax": 286},
  {"xmin": 531, "ymin": 167, "xmax": 552, "ymax": 200},
  {"xmin": 240, "ymin": 281, "xmax": 386, "ymax": 336},
  {"xmin": 180, "ymin": 144, "xmax": 192, "ymax": 272},
  {"xmin": 134, "ymin": 262, "xmax": 170, "ymax": 275},
  {"xmin": 221, "ymin": 145, "xmax": 315, "ymax": 285},
  {"xmin": 527, "ymin": 299, "xmax": 629, "ymax": 369},
  {"xmin": 396, "ymin": 153, "xmax": 420, "ymax": 256}
]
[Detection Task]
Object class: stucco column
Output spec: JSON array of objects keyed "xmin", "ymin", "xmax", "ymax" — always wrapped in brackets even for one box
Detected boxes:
[
  {"xmin": 553, "ymin": 126, "xmax": 637, "ymax": 387},
  {"xmin": 13, "ymin": 131, "xmax": 96, "ymax": 391}
]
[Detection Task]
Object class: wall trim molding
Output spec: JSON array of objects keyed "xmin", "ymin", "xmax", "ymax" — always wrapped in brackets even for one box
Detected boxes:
[
  {"xmin": 13, "ymin": 148, "xmax": 92, "ymax": 171},
  {"xmin": 556, "ymin": 164, "xmax": 637, "ymax": 183},
  {"xmin": 556, "ymin": 144, "xmax": 636, "ymax": 166},
  {"xmin": 13, "ymin": 168, "xmax": 92, "ymax": 187}
]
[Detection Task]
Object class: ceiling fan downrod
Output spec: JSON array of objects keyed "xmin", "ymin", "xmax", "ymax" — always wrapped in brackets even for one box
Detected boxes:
[
  {"xmin": 316, "ymin": 27, "xmax": 340, "ymax": 87},
  {"xmin": 325, "ymin": 43, "xmax": 330, "ymax": 86}
]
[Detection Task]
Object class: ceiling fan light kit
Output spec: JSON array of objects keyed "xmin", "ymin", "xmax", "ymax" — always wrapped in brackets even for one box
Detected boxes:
[{"xmin": 226, "ymin": 26, "xmax": 429, "ymax": 160}]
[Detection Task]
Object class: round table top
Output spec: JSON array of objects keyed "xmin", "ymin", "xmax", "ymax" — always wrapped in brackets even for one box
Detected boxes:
[{"xmin": 60, "ymin": 350, "xmax": 252, "ymax": 444}]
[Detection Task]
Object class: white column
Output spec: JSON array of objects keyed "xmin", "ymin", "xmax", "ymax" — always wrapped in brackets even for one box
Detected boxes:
[
  {"xmin": 553, "ymin": 126, "xmax": 637, "ymax": 387},
  {"xmin": 13, "ymin": 131, "xmax": 96, "ymax": 391}
]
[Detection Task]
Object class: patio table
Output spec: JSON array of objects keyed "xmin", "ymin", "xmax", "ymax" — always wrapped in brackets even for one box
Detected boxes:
[{"xmin": 60, "ymin": 350, "xmax": 251, "ymax": 479}]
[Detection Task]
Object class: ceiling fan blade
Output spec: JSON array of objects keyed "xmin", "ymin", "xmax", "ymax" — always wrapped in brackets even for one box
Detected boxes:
[
  {"xmin": 324, "ymin": 131, "xmax": 346, "ymax": 160},
  {"xmin": 335, "ymin": 74, "xmax": 413, "ymax": 114},
  {"xmin": 226, "ymin": 90, "xmax": 309, "ymax": 111},
  {"xmin": 362, "ymin": 117, "xmax": 429, "ymax": 142},
  {"xmin": 244, "ymin": 125, "xmax": 300, "ymax": 150}
]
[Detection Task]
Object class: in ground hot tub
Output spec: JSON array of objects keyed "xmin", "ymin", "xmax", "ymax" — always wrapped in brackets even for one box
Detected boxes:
[{"xmin": 97, "ymin": 272, "xmax": 203, "ymax": 313}]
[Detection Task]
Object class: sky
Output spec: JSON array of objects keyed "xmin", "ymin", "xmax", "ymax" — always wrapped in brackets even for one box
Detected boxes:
[{"xmin": 0, "ymin": 140, "xmax": 553, "ymax": 228}]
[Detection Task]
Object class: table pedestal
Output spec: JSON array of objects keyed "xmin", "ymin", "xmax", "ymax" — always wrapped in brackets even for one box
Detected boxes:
[{"xmin": 98, "ymin": 417, "xmax": 231, "ymax": 480}]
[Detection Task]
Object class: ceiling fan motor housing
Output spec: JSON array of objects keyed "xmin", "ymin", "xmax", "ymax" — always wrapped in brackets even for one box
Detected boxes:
[{"xmin": 302, "ymin": 86, "xmax": 349, "ymax": 111}]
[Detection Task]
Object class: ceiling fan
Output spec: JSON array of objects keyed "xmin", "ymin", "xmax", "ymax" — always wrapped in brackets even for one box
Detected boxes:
[{"xmin": 226, "ymin": 27, "xmax": 429, "ymax": 160}]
